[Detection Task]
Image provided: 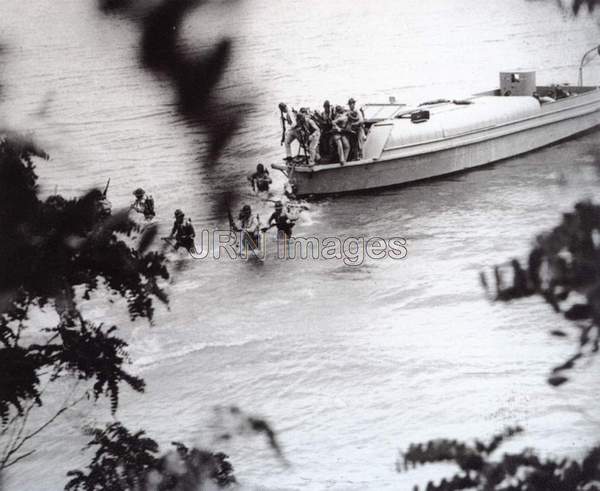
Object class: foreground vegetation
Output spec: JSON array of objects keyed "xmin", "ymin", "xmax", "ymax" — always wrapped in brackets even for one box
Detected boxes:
[
  {"xmin": 0, "ymin": 135, "xmax": 240, "ymax": 489},
  {"xmin": 399, "ymin": 200, "xmax": 600, "ymax": 489}
]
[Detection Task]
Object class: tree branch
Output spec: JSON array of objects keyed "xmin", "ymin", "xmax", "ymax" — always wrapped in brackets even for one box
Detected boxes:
[
  {"xmin": 1, "ymin": 449, "xmax": 35, "ymax": 470},
  {"xmin": 0, "ymin": 389, "xmax": 86, "ymax": 471}
]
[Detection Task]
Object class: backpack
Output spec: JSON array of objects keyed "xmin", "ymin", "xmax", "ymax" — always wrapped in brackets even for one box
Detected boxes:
[
  {"xmin": 180, "ymin": 220, "xmax": 195, "ymax": 238},
  {"xmin": 144, "ymin": 195, "xmax": 155, "ymax": 218}
]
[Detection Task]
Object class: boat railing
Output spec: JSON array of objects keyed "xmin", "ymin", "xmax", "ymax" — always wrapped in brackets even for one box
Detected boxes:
[{"xmin": 578, "ymin": 44, "xmax": 600, "ymax": 86}]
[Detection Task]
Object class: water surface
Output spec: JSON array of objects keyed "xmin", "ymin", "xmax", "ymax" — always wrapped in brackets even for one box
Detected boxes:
[{"xmin": 1, "ymin": 1, "xmax": 600, "ymax": 489}]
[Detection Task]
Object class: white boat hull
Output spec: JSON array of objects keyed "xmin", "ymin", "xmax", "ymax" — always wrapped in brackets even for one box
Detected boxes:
[{"xmin": 283, "ymin": 88, "xmax": 600, "ymax": 197}]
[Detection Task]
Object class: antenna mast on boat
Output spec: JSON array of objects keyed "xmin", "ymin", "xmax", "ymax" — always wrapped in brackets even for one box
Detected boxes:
[{"xmin": 578, "ymin": 44, "xmax": 600, "ymax": 86}]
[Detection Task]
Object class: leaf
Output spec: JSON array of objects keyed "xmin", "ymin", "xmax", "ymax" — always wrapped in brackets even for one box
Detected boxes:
[
  {"xmin": 565, "ymin": 303, "xmax": 592, "ymax": 321},
  {"xmin": 552, "ymin": 353, "xmax": 583, "ymax": 373},
  {"xmin": 548, "ymin": 375, "xmax": 569, "ymax": 387}
]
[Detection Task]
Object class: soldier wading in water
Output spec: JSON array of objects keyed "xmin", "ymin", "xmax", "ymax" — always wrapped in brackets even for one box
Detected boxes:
[
  {"xmin": 263, "ymin": 201, "xmax": 296, "ymax": 240},
  {"xmin": 167, "ymin": 209, "xmax": 196, "ymax": 252}
]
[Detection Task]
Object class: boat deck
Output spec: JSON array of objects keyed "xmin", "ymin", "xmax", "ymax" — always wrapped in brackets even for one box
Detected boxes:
[
  {"xmin": 476, "ymin": 85, "xmax": 598, "ymax": 97},
  {"xmin": 272, "ymin": 84, "xmax": 600, "ymax": 196}
]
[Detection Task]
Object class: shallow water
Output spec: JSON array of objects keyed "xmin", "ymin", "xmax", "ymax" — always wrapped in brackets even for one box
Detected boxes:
[{"xmin": 1, "ymin": 0, "xmax": 600, "ymax": 489}]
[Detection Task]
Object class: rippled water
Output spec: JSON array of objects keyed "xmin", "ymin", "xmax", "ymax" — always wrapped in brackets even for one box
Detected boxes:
[{"xmin": 2, "ymin": 1, "xmax": 600, "ymax": 489}]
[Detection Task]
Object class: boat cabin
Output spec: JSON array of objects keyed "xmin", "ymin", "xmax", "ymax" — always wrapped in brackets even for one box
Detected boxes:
[
  {"xmin": 476, "ymin": 70, "xmax": 594, "ymax": 101},
  {"xmin": 499, "ymin": 71, "xmax": 537, "ymax": 96}
]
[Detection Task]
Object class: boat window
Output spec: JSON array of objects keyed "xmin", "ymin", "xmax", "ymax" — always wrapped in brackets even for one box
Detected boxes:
[
  {"xmin": 511, "ymin": 73, "xmax": 521, "ymax": 83},
  {"xmin": 362, "ymin": 104, "xmax": 405, "ymax": 121}
]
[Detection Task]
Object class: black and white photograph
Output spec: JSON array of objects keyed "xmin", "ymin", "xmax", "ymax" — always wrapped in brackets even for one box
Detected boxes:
[{"xmin": 1, "ymin": 0, "xmax": 600, "ymax": 489}]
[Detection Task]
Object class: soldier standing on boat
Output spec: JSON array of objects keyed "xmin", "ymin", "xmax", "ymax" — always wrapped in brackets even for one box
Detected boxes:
[
  {"xmin": 331, "ymin": 105, "xmax": 350, "ymax": 165},
  {"xmin": 248, "ymin": 163, "xmax": 272, "ymax": 192},
  {"xmin": 321, "ymin": 100, "xmax": 333, "ymax": 128},
  {"xmin": 311, "ymin": 100, "xmax": 334, "ymax": 132},
  {"xmin": 283, "ymin": 107, "xmax": 321, "ymax": 166},
  {"xmin": 347, "ymin": 98, "xmax": 366, "ymax": 159},
  {"xmin": 130, "ymin": 188, "xmax": 155, "ymax": 220},
  {"xmin": 168, "ymin": 209, "xmax": 196, "ymax": 252}
]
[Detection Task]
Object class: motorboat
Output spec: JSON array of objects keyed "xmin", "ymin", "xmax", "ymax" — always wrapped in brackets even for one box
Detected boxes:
[{"xmin": 272, "ymin": 46, "xmax": 600, "ymax": 197}]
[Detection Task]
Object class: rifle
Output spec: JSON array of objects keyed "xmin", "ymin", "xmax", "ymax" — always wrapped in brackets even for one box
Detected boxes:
[
  {"xmin": 261, "ymin": 217, "xmax": 298, "ymax": 233},
  {"xmin": 227, "ymin": 208, "xmax": 239, "ymax": 232},
  {"xmin": 279, "ymin": 102, "xmax": 291, "ymax": 145},
  {"xmin": 102, "ymin": 178, "xmax": 110, "ymax": 198},
  {"xmin": 161, "ymin": 236, "xmax": 176, "ymax": 248},
  {"xmin": 295, "ymin": 121, "xmax": 311, "ymax": 164},
  {"xmin": 280, "ymin": 110, "xmax": 286, "ymax": 146}
]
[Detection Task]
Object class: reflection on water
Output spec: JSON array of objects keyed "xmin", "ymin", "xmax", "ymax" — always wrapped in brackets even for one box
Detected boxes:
[{"xmin": 1, "ymin": 0, "xmax": 600, "ymax": 489}]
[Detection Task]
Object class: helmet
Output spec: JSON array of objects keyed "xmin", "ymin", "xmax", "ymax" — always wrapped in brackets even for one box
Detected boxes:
[
  {"xmin": 133, "ymin": 188, "xmax": 145, "ymax": 197},
  {"xmin": 239, "ymin": 204, "xmax": 251, "ymax": 221},
  {"xmin": 274, "ymin": 200, "xmax": 283, "ymax": 209},
  {"xmin": 348, "ymin": 110, "xmax": 359, "ymax": 121},
  {"xmin": 323, "ymin": 100, "xmax": 331, "ymax": 108},
  {"xmin": 348, "ymin": 97, "xmax": 356, "ymax": 105},
  {"xmin": 174, "ymin": 209, "xmax": 184, "ymax": 217},
  {"xmin": 334, "ymin": 105, "xmax": 344, "ymax": 114},
  {"xmin": 46, "ymin": 194, "xmax": 67, "ymax": 210},
  {"xmin": 256, "ymin": 163, "xmax": 264, "ymax": 172},
  {"xmin": 278, "ymin": 102, "xmax": 287, "ymax": 112}
]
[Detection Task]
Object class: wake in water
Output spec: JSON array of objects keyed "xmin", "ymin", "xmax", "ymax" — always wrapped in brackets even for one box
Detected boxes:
[{"xmin": 131, "ymin": 333, "xmax": 278, "ymax": 371}]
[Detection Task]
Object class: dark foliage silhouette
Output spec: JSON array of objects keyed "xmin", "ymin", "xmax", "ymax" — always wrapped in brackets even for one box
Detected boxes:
[
  {"xmin": 96, "ymin": 0, "xmax": 248, "ymax": 165},
  {"xmin": 399, "ymin": 427, "xmax": 600, "ymax": 490},
  {"xmin": 0, "ymin": 135, "xmax": 168, "ymax": 469},
  {"xmin": 0, "ymin": 0, "xmax": 267, "ymax": 481},
  {"xmin": 214, "ymin": 405, "xmax": 287, "ymax": 464},
  {"xmin": 0, "ymin": 135, "xmax": 276, "ymax": 483},
  {"xmin": 406, "ymin": 200, "xmax": 600, "ymax": 489},
  {"xmin": 65, "ymin": 422, "xmax": 236, "ymax": 490},
  {"xmin": 408, "ymin": 1, "xmax": 600, "ymax": 486},
  {"xmin": 483, "ymin": 200, "xmax": 600, "ymax": 385},
  {"xmin": 527, "ymin": 0, "xmax": 599, "ymax": 15},
  {"xmin": 571, "ymin": 0, "xmax": 599, "ymax": 14}
]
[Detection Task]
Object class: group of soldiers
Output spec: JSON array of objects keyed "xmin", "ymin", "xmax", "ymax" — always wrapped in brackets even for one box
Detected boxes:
[
  {"xmin": 280, "ymin": 97, "xmax": 367, "ymax": 166},
  {"xmin": 246, "ymin": 163, "xmax": 301, "ymax": 242},
  {"xmin": 230, "ymin": 200, "xmax": 297, "ymax": 249},
  {"xmin": 129, "ymin": 187, "xmax": 196, "ymax": 252},
  {"xmin": 129, "ymin": 181, "xmax": 298, "ymax": 255}
]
